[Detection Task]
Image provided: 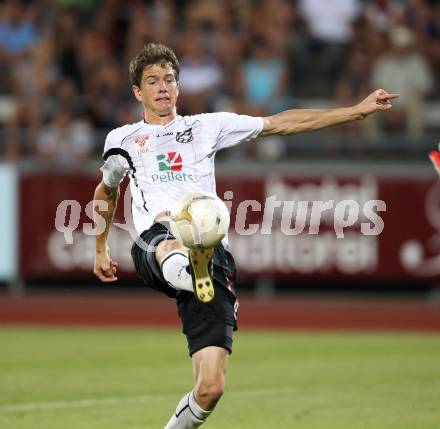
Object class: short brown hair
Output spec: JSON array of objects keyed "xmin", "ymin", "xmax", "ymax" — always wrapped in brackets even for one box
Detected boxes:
[{"xmin": 129, "ymin": 43, "xmax": 180, "ymax": 87}]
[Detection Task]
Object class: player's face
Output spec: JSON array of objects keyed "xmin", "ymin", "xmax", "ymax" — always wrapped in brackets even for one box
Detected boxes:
[{"xmin": 132, "ymin": 63, "xmax": 179, "ymax": 119}]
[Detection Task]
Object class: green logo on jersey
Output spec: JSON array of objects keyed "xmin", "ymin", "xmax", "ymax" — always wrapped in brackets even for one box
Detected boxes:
[
  {"xmin": 156, "ymin": 152, "xmax": 182, "ymax": 171},
  {"xmin": 153, "ymin": 152, "xmax": 195, "ymax": 184}
]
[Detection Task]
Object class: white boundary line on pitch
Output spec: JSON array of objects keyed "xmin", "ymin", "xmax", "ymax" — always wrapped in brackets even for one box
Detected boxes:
[{"xmin": 0, "ymin": 387, "xmax": 296, "ymax": 414}]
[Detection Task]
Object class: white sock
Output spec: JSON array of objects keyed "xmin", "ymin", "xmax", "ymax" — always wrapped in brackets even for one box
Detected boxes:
[
  {"xmin": 164, "ymin": 391, "xmax": 211, "ymax": 429},
  {"xmin": 161, "ymin": 251, "xmax": 193, "ymax": 292}
]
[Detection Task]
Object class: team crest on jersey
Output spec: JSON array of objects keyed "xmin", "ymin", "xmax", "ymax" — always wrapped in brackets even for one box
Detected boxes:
[
  {"xmin": 176, "ymin": 128, "xmax": 193, "ymax": 144},
  {"xmin": 134, "ymin": 135, "xmax": 149, "ymax": 154}
]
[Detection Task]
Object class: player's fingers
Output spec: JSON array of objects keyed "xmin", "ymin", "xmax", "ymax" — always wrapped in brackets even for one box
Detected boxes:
[
  {"xmin": 94, "ymin": 263, "xmax": 118, "ymax": 281},
  {"xmin": 100, "ymin": 267, "xmax": 118, "ymax": 282},
  {"xmin": 101, "ymin": 276, "xmax": 118, "ymax": 282},
  {"xmin": 94, "ymin": 269, "xmax": 113, "ymax": 282},
  {"xmin": 102, "ymin": 267, "xmax": 115, "ymax": 276},
  {"xmin": 378, "ymin": 93, "xmax": 399, "ymax": 100},
  {"xmin": 110, "ymin": 260, "xmax": 118, "ymax": 274},
  {"xmin": 99, "ymin": 275, "xmax": 118, "ymax": 282}
]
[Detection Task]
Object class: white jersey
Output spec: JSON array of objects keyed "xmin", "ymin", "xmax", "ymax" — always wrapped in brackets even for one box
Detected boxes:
[{"xmin": 101, "ymin": 112, "xmax": 263, "ymax": 235}]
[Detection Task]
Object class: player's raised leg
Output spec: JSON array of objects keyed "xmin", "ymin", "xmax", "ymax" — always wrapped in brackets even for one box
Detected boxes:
[
  {"xmin": 157, "ymin": 239, "xmax": 194, "ymax": 293},
  {"xmin": 188, "ymin": 247, "xmax": 215, "ymax": 303},
  {"xmin": 167, "ymin": 192, "xmax": 230, "ymax": 303},
  {"xmin": 163, "ymin": 346, "xmax": 229, "ymax": 429},
  {"xmin": 156, "ymin": 238, "xmax": 216, "ymax": 303}
]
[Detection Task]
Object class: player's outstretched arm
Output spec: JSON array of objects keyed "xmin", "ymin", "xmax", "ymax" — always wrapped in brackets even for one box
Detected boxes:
[
  {"xmin": 260, "ymin": 89, "xmax": 399, "ymax": 137},
  {"xmin": 93, "ymin": 180, "xmax": 120, "ymax": 282}
]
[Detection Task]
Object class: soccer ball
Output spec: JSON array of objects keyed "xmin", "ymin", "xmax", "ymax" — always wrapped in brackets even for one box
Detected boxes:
[{"xmin": 170, "ymin": 192, "xmax": 230, "ymax": 249}]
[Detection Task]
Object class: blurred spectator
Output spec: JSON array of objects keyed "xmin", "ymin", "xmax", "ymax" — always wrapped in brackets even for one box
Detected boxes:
[
  {"xmin": 295, "ymin": 0, "xmax": 363, "ymax": 91},
  {"xmin": 0, "ymin": 0, "xmax": 39, "ymax": 59},
  {"xmin": 369, "ymin": 26, "xmax": 434, "ymax": 141},
  {"xmin": 247, "ymin": 0, "xmax": 295, "ymax": 55},
  {"xmin": 299, "ymin": 0, "xmax": 362, "ymax": 44},
  {"xmin": 364, "ymin": 0, "xmax": 403, "ymax": 34},
  {"xmin": 178, "ymin": 27, "xmax": 223, "ymax": 114},
  {"xmin": 234, "ymin": 33, "xmax": 290, "ymax": 161},
  {"xmin": 357, "ymin": 0, "xmax": 400, "ymax": 65},
  {"xmin": 427, "ymin": 2, "xmax": 440, "ymax": 94},
  {"xmin": 35, "ymin": 107, "xmax": 94, "ymax": 161},
  {"xmin": 337, "ymin": 47, "xmax": 371, "ymax": 100},
  {"xmin": 86, "ymin": 60, "xmax": 132, "ymax": 129},
  {"xmin": 51, "ymin": 7, "xmax": 82, "ymax": 89},
  {"xmin": 4, "ymin": 36, "xmax": 56, "ymax": 160},
  {"xmin": 181, "ymin": 2, "xmax": 244, "ymax": 107},
  {"xmin": 403, "ymin": 0, "xmax": 440, "ymax": 94},
  {"xmin": 47, "ymin": 77, "xmax": 82, "ymax": 117},
  {"xmin": 236, "ymin": 36, "xmax": 289, "ymax": 116},
  {"xmin": 333, "ymin": 45, "xmax": 377, "ymax": 150},
  {"xmin": 328, "ymin": 79, "xmax": 367, "ymax": 157},
  {"xmin": 184, "ymin": 0, "xmax": 227, "ymax": 30},
  {"xmin": 124, "ymin": 3, "xmax": 154, "ymax": 63},
  {"xmin": 77, "ymin": 29, "xmax": 113, "ymax": 84},
  {"xmin": 403, "ymin": 0, "xmax": 433, "ymax": 35},
  {"xmin": 0, "ymin": 0, "xmax": 41, "ymax": 159},
  {"xmin": 0, "ymin": 0, "xmax": 438, "ymax": 161}
]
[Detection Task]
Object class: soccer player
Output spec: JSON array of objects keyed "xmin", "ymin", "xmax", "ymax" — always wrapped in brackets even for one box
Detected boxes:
[{"xmin": 93, "ymin": 43, "xmax": 398, "ymax": 429}]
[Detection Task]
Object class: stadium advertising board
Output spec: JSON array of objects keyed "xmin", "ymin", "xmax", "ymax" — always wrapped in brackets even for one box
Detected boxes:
[{"xmin": 19, "ymin": 172, "xmax": 440, "ymax": 284}]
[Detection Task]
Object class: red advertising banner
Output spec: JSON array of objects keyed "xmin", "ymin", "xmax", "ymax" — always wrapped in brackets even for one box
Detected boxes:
[{"xmin": 20, "ymin": 171, "xmax": 440, "ymax": 283}]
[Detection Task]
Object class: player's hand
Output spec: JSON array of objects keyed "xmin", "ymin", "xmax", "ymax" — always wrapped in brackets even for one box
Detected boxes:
[
  {"xmin": 356, "ymin": 89, "xmax": 400, "ymax": 117},
  {"xmin": 94, "ymin": 248, "xmax": 119, "ymax": 282}
]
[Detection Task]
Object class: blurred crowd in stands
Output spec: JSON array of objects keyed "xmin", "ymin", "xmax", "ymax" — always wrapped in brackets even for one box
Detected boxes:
[{"xmin": 0, "ymin": 0, "xmax": 439, "ymax": 162}]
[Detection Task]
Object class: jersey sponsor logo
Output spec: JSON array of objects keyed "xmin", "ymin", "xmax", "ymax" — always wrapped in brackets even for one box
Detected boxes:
[
  {"xmin": 176, "ymin": 128, "xmax": 193, "ymax": 143},
  {"xmin": 134, "ymin": 135, "xmax": 149, "ymax": 154},
  {"xmin": 156, "ymin": 131, "xmax": 174, "ymax": 138},
  {"xmin": 152, "ymin": 152, "xmax": 195, "ymax": 184},
  {"xmin": 151, "ymin": 171, "xmax": 195, "ymax": 184},
  {"xmin": 156, "ymin": 152, "xmax": 182, "ymax": 171}
]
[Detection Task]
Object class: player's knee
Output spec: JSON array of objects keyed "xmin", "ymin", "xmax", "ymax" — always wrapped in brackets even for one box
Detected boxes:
[
  {"xmin": 155, "ymin": 239, "xmax": 186, "ymax": 265},
  {"xmin": 197, "ymin": 379, "xmax": 225, "ymax": 403}
]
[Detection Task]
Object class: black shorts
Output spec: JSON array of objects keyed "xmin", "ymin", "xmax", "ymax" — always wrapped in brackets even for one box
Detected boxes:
[{"xmin": 131, "ymin": 222, "xmax": 238, "ymax": 356}]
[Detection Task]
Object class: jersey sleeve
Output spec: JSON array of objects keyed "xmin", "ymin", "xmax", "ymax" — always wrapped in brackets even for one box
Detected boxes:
[
  {"xmin": 100, "ymin": 131, "xmax": 130, "ymax": 188},
  {"xmin": 215, "ymin": 112, "xmax": 264, "ymax": 151}
]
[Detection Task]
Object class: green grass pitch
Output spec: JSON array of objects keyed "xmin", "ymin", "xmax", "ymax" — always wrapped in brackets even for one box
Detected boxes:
[{"xmin": 0, "ymin": 327, "xmax": 439, "ymax": 429}]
